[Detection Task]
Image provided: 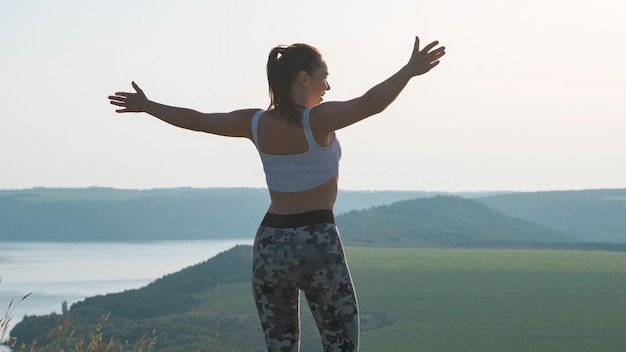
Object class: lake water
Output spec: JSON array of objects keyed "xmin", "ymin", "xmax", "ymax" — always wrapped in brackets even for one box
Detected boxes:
[{"xmin": 0, "ymin": 239, "xmax": 252, "ymax": 348}]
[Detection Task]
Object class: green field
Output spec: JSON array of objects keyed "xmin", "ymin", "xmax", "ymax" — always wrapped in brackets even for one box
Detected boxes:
[
  {"xmin": 347, "ymin": 247, "xmax": 626, "ymax": 352},
  {"xmin": 192, "ymin": 247, "xmax": 626, "ymax": 351}
]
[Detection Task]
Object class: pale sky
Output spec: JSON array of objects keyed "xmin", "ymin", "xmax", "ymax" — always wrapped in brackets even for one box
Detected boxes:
[{"xmin": 1, "ymin": 0, "xmax": 624, "ymax": 192}]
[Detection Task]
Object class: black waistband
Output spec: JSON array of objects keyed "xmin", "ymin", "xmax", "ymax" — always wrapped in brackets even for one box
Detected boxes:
[{"xmin": 261, "ymin": 209, "xmax": 335, "ymax": 228}]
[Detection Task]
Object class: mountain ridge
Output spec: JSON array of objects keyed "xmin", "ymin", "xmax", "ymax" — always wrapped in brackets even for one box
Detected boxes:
[{"xmin": 477, "ymin": 188, "xmax": 626, "ymax": 242}]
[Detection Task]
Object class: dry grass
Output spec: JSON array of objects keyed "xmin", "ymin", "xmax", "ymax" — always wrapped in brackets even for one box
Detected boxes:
[
  {"xmin": 1, "ymin": 278, "xmax": 33, "ymax": 350},
  {"xmin": 1, "ymin": 279, "xmax": 158, "ymax": 352}
]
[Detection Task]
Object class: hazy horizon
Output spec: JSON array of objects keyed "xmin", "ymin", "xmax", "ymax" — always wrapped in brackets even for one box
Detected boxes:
[{"xmin": 1, "ymin": 185, "xmax": 624, "ymax": 193}]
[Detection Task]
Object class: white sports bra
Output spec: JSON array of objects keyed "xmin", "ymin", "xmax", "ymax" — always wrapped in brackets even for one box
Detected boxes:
[{"xmin": 251, "ymin": 108, "xmax": 341, "ymax": 192}]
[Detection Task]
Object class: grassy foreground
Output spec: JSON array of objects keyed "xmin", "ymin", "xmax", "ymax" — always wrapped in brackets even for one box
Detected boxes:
[{"xmin": 347, "ymin": 247, "xmax": 626, "ymax": 352}]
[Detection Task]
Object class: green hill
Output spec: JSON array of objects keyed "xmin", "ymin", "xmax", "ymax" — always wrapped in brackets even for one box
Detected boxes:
[
  {"xmin": 477, "ymin": 189, "xmax": 626, "ymax": 243},
  {"xmin": 336, "ymin": 195, "xmax": 582, "ymax": 248}
]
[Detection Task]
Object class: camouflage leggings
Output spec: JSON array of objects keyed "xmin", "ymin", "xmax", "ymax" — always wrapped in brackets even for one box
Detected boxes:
[{"xmin": 252, "ymin": 210, "xmax": 359, "ymax": 351}]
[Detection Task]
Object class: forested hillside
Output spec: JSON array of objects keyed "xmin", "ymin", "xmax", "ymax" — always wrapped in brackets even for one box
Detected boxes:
[
  {"xmin": 478, "ymin": 189, "xmax": 626, "ymax": 243},
  {"xmin": 337, "ymin": 195, "xmax": 582, "ymax": 248},
  {"xmin": 0, "ymin": 188, "xmax": 268, "ymax": 241}
]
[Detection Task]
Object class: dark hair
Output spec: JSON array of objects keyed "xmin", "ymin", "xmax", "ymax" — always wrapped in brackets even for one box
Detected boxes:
[{"xmin": 266, "ymin": 43, "xmax": 323, "ymax": 125}]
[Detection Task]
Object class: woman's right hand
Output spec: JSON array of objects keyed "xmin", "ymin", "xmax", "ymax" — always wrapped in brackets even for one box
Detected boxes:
[
  {"xmin": 405, "ymin": 36, "xmax": 446, "ymax": 77},
  {"xmin": 108, "ymin": 81, "xmax": 149, "ymax": 113}
]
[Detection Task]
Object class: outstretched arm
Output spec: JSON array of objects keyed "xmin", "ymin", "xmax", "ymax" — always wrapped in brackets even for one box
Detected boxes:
[
  {"xmin": 108, "ymin": 82, "xmax": 254, "ymax": 138},
  {"xmin": 311, "ymin": 36, "xmax": 445, "ymax": 132}
]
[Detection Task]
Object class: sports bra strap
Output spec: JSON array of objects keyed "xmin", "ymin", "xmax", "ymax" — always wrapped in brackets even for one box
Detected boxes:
[
  {"xmin": 301, "ymin": 108, "xmax": 321, "ymax": 148},
  {"xmin": 251, "ymin": 109, "xmax": 264, "ymax": 146}
]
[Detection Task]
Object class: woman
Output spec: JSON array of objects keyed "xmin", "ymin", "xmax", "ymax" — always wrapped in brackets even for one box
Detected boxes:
[{"xmin": 108, "ymin": 36, "xmax": 445, "ymax": 351}]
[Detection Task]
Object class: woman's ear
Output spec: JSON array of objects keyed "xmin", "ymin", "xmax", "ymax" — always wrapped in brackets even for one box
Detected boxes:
[{"xmin": 297, "ymin": 71, "xmax": 310, "ymax": 87}]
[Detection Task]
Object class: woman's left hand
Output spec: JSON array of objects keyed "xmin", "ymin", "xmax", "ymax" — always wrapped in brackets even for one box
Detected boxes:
[{"xmin": 406, "ymin": 36, "xmax": 446, "ymax": 77}]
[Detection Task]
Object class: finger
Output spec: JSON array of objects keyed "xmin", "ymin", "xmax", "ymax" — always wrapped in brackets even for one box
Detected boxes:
[
  {"xmin": 421, "ymin": 40, "xmax": 440, "ymax": 54},
  {"xmin": 428, "ymin": 47, "xmax": 446, "ymax": 61},
  {"xmin": 115, "ymin": 107, "xmax": 141, "ymax": 113},
  {"xmin": 132, "ymin": 81, "xmax": 143, "ymax": 94},
  {"xmin": 109, "ymin": 99, "xmax": 127, "ymax": 106},
  {"xmin": 110, "ymin": 92, "xmax": 131, "ymax": 98},
  {"xmin": 110, "ymin": 100, "xmax": 126, "ymax": 107},
  {"xmin": 413, "ymin": 36, "xmax": 421, "ymax": 52},
  {"xmin": 108, "ymin": 96, "xmax": 126, "ymax": 102}
]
